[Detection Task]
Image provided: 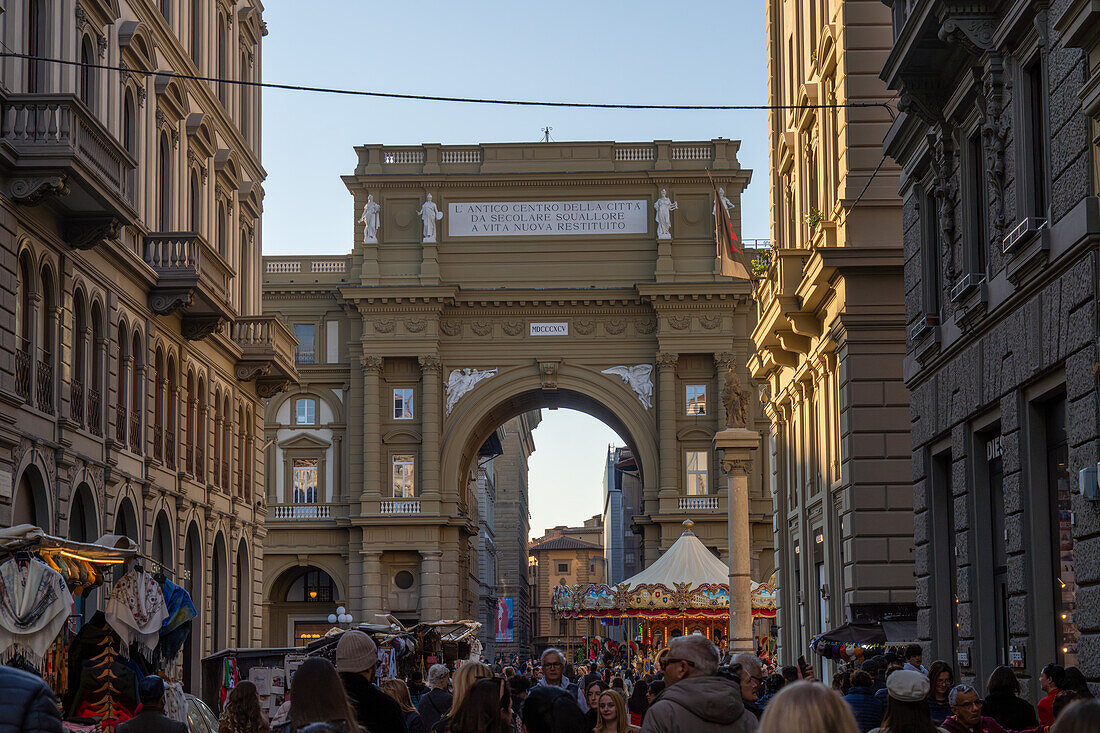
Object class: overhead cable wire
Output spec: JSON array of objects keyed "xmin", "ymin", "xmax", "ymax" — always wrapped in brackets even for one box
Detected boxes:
[{"xmin": 1, "ymin": 52, "xmax": 899, "ymax": 113}]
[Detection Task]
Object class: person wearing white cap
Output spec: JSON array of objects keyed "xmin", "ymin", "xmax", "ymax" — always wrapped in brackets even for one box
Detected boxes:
[
  {"xmin": 336, "ymin": 630, "xmax": 408, "ymax": 733},
  {"xmin": 868, "ymin": 669, "xmax": 948, "ymax": 733}
]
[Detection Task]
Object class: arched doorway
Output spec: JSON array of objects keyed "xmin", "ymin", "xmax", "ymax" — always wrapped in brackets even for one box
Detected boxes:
[
  {"xmin": 235, "ymin": 542, "xmax": 250, "ymax": 647},
  {"xmin": 211, "ymin": 533, "xmax": 228, "ymax": 653},
  {"xmin": 69, "ymin": 483, "xmax": 99, "ymax": 624},
  {"xmin": 182, "ymin": 523, "xmax": 202, "ymax": 692},
  {"xmin": 265, "ymin": 565, "xmax": 343, "ymax": 647},
  {"xmin": 151, "ymin": 511, "xmax": 172, "ymax": 568},
  {"xmin": 12, "ymin": 464, "xmax": 50, "ymax": 531},
  {"xmin": 113, "ymin": 497, "xmax": 140, "ymax": 545}
]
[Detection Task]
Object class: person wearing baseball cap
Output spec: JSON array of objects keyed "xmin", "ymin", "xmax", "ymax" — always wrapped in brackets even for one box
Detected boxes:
[
  {"xmin": 336, "ymin": 630, "xmax": 407, "ymax": 733},
  {"xmin": 116, "ymin": 676, "xmax": 187, "ymax": 733}
]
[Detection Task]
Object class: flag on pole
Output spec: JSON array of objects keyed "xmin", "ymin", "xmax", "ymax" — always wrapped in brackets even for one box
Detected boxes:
[{"xmin": 706, "ymin": 169, "xmax": 752, "ymax": 280}]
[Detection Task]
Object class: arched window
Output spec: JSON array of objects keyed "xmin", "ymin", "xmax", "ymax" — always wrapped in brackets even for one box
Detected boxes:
[
  {"xmin": 37, "ymin": 264, "xmax": 55, "ymax": 414},
  {"xmin": 213, "ymin": 388, "xmax": 222, "ymax": 487},
  {"xmin": 239, "ymin": 53, "xmax": 249, "ymax": 138},
  {"xmin": 79, "ymin": 35, "xmax": 96, "ymax": 110},
  {"xmin": 185, "ymin": 370, "xmax": 195, "ymax": 473},
  {"xmin": 189, "ymin": 171, "xmax": 202, "ymax": 232},
  {"xmin": 123, "ymin": 91, "xmax": 137, "ymax": 156},
  {"xmin": 239, "ymin": 227, "xmax": 249, "ymax": 313},
  {"xmin": 217, "ymin": 15, "xmax": 229, "ymax": 106},
  {"xmin": 153, "ymin": 348, "xmax": 164, "ymax": 461},
  {"xmin": 222, "ymin": 395, "xmax": 231, "ymax": 490},
  {"xmin": 217, "ymin": 201, "xmax": 227, "ymax": 256},
  {"xmin": 15, "ymin": 252, "xmax": 34, "ymax": 402},
  {"xmin": 196, "ymin": 377, "xmax": 207, "ymax": 480},
  {"xmin": 236, "ymin": 403, "xmax": 244, "ymax": 496},
  {"xmin": 115, "ymin": 322, "xmax": 128, "ymax": 441},
  {"xmin": 158, "ymin": 133, "xmax": 172, "ymax": 230},
  {"xmin": 166, "ymin": 355, "xmax": 177, "ymax": 469},
  {"xmin": 190, "ymin": 0, "xmax": 202, "ymax": 64},
  {"xmin": 245, "ymin": 407, "xmax": 254, "ymax": 501},
  {"xmin": 89, "ymin": 302, "xmax": 104, "ymax": 436},
  {"xmin": 27, "ymin": 0, "xmax": 45, "ymax": 93},
  {"xmin": 130, "ymin": 331, "xmax": 142, "ymax": 453},
  {"xmin": 72, "ymin": 290, "xmax": 87, "ymax": 426}
]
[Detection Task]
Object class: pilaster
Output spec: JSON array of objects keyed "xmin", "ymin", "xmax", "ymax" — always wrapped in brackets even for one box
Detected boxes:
[
  {"xmin": 419, "ymin": 354, "xmax": 442, "ymax": 500},
  {"xmin": 657, "ymin": 352, "xmax": 678, "ymax": 499},
  {"xmin": 361, "ymin": 352, "xmax": 382, "ymax": 509}
]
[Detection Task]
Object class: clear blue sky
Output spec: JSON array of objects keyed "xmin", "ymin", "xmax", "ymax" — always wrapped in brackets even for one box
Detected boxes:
[{"xmin": 259, "ymin": 0, "xmax": 768, "ymax": 534}]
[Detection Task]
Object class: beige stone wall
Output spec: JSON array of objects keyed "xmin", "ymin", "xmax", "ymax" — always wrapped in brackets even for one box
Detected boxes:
[
  {"xmin": 261, "ymin": 140, "xmax": 775, "ymax": 644},
  {"xmin": 0, "ymin": 0, "xmax": 280, "ymax": 693},
  {"xmin": 752, "ymin": 0, "xmax": 913, "ymax": 664}
]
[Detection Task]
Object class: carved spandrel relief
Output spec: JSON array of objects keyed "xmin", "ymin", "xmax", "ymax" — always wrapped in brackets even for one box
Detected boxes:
[
  {"xmin": 601, "ymin": 365, "xmax": 654, "ymax": 410},
  {"xmin": 445, "ymin": 368, "xmax": 498, "ymax": 415}
]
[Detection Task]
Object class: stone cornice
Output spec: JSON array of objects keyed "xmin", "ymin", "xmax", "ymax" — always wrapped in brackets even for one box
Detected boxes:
[{"xmin": 342, "ymin": 172, "xmax": 750, "ymax": 192}]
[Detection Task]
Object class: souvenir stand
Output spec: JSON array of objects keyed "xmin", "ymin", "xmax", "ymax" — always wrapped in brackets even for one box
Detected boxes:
[
  {"xmin": 551, "ymin": 521, "xmax": 777, "ymax": 666},
  {"xmin": 0, "ymin": 525, "xmax": 197, "ymax": 732},
  {"xmin": 809, "ymin": 620, "xmax": 918, "ymax": 666},
  {"xmin": 303, "ymin": 618, "xmax": 483, "ymax": 679}
]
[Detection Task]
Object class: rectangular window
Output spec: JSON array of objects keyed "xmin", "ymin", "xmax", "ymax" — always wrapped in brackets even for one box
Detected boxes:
[
  {"xmin": 295, "ymin": 398, "xmax": 316, "ymax": 425},
  {"xmin": 685, "ymin": 451, "xmax": 709, "ymax": 495},
  {"xmin": 686, "ymin": 385, "xmax": 707, "ymax": 416},
  {"xmin": 557, "ymin": 562, "xmax": 570, "ymax": 573},
  {"xmin": 966, "ymin": 131, "xmax": 987, "ymax": 275},
  {"xmin": 294, "ymin": 324, "xmax": 315, "ymax": 364},
  {"xmin": 392, "ymin": 454, "xmax": 415, "ymax": 498},
  {"xmin": 292, "ymin": 458, "xmax": 318, "ymax": 504},
  {"xmin": 920, "ymin": 186, "xmax": 941, "ymax": 319},
  {"xmin": 394, "ymin": 388, "xmax": 414, "ymax": 420},
  {"xmin": 1025, "ymin": 59, "xmax": 1049, "ymax": 218}
]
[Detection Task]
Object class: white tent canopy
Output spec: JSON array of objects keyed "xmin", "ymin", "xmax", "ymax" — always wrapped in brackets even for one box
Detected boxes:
[{"xmin": 622, "ymin": 520, "xmax": 730, "ymax": 590}]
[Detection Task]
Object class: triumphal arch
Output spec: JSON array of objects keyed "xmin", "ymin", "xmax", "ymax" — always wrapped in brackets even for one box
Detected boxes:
[{"xmin": 261, "ymin": 140, "xmax": 773, "ymax": 642}]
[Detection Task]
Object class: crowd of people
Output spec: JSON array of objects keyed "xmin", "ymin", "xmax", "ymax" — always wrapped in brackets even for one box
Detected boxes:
[{"xmin": 5, "ymin": 631, "xmax": 1096, "ymax": 733}]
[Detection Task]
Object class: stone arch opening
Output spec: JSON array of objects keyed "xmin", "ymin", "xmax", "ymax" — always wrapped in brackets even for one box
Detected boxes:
[
  {"xmin": 211, "ymin": 532, "xmax": 228, "ymax": 653},
  {"xmin": 235, "ymin": 541, "xmax": 250, "ymax": 646},
  {"xmin": 12, "ymin": 464, "xmax": 50, "ymax": 531},
  {"xmin": 265, "ymin": 564, "xmax": 344, "ymax": 647},
  {"xmin": 182, "ymin": 522, "xmax": 203, "ymax": 691},
  {"xmin": 69, "ymin": 482, "xmax": 99, "ymax": 622},
  {"xmin": 113, "ymin": 495, "xmax": 140, "ymax": 544},
  {"xmin": 151, "ymin": 510, "xmax": 172, "ymax": 567}
]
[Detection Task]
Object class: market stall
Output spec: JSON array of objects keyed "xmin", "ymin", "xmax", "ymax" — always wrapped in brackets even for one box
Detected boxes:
[
  {"xmin": 809, "ymin": 620, "xmax": 918, "ymax": 665},
  {"xmin": 0, "ymin": 524, "xmax": 197, "ymax": 732},
  {"xmin": 551, "ymin": 521, "xmax": 777, "ymax": 663}
]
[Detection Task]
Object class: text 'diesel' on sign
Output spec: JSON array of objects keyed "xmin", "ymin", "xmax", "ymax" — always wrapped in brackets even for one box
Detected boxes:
[
  {"xmin": 448, "ymin": 200, "xmax": 648, "ymax": 237},
  {"xmin": 530, "ymin": 323, "xmax": 569, "ymax": 336}
]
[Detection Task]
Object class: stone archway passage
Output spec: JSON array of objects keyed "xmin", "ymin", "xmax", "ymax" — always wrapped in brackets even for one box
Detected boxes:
[{"xmin": 262, "ymin": 139, "xmax": 773, "ymax": 631}]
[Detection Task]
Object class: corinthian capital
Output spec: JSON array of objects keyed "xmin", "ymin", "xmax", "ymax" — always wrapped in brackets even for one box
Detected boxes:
[
  {"xmin": 418, "ymin": 354, "xmax": 442, "ymax": 374},
  {"xmin": 362, "ymin": 354, "xmax": 384, "ymax": 373},
  {"xmin": 656, "ymin": 352, "xmax": 679, "ymax": 371}
]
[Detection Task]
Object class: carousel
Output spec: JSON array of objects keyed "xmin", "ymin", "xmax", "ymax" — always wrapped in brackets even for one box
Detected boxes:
[{"xmin": 551, "ymin": 520, "xmax": 776, "ymax": 663}]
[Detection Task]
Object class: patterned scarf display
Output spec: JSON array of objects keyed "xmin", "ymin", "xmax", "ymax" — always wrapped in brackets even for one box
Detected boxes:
[
  {"xmin": 0, "ymin": 556, "xmax": 74, "ymax": 669},
  {"xmin": 105, "ymin": 567, "xmax": 168, "ymax": 656},
  {"xmin": 155, "ymin": 577, "xmax": 196, "ymax": 665}
]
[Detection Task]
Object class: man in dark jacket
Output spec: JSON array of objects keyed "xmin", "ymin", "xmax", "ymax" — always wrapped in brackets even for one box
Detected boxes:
[
  {"xmin": 0, "ymin": 665, "xmax": 62, "ymax": 733},
  {"xmin": 842, "ymin": 671, "xmax": 884, "ymax": 733},
  {"xmin": 641, "ymin": 636, "xmax": 757, "ymax": 732},
  {"xmin": 417, "ymin": 663, "xmax": 453, "ymax": 731},
  {"xmin": 336, "ymin": 630, "xmax": 407, "ymax": 733},
  {"xmin": 116, "ymin": 676, "xmax": 186, "ymax": 733}
]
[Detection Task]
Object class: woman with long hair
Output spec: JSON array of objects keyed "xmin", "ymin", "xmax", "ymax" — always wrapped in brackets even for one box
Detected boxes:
[
  {"xmin": 583, "ymin": 677, "xmax": 610, "ymax": 730},
  {"xmin": 869, "ymin": 670, "xmax": 945, "ymax": 733},
  {"xmin": 272, "ymin": 658, "xmax": 361, "ymax": 733},
  {"xmin": 760, "ymin": 682, "xmax": 859, "ymax": 733},
  {"xmin": 594, "ymin": 689, "xmax": 639, "ymax": 733},
  {"xmin": 447, "ymin": 677, "xmax": 510, "ymax": 733},
  {"xmin": 432, "ymin": 661, "xmax": 492, "ymax": 733},
  {"xmin": 925, "ymin": 661, "xmax": 953, "ymax": 725},
  {"xmin": 982, "ymin": 666, "xmax": 1038, "ymax": 731},
  {"xmin": 626, "ymin": 679, "xmax": 648, "ymax": 727},
  {"xmin": 380, "ymin": 678, "xmax": 426, "ymax": 733},
  {"xmin": 219, "ymin": 680, "xmax": 270, "ymax": 733}
]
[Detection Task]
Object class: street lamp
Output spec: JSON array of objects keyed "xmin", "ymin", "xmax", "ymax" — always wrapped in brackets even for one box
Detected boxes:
[{"xmin": 328, "ymin": 606, "xmax": 353, "ymax": 626}]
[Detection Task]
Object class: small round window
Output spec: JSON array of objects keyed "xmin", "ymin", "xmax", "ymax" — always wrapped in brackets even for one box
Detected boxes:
[{"xmin": 394, "ymin": 570, "xmax": 415, "ymax": 589}]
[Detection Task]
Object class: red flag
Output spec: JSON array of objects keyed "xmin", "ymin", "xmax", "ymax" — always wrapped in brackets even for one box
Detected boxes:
[{"xmin": 707, "ymin": 169, "xmax": 752, "ymax": 280}]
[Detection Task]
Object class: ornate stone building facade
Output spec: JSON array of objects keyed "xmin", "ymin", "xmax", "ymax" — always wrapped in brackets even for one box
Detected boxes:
[
  {"xmin": 261, "ymin": 140, "xmax": 775, "ymax": 646},
  {"xmin": 882, "ymin": 0, "xmax": 1100, "ymax": 690},
  {"xmin": 0, "ymin": 0, "xmax": 295, "ymax": 691},
  {"xmin": 529, "ymin": 517, "xmax": 605, "ymax": 654},
  {"xmin": 753, "ymin": 0, "xmax": 914, "ymax": 665}
]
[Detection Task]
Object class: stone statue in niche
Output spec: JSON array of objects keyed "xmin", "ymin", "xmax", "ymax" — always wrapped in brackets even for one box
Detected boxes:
[
  {"xmin": 721, "ymin": 367, "xmax": 751, "ymax": 428},
  {"xmin": 359, "ymin": 194, "xmax": 381, "ymax": 243},
  {"xmin": 418, "ymin": 193, "xmax": 444, "ymax": 242},
  {"xmin": 654, "ymin": 189, "xmax": 678, "ymax": 240}
]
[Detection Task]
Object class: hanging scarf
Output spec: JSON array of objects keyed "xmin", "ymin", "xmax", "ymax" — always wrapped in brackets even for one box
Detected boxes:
[
  {"xmin": 155, "ymin": 577, "xmax": 196, "ymax": 664},
  {"xmin": 105, "ymin": 567, "xmax": 168, "ymax": 656},
  {"xmin": 0, "ymin": 556, "xmax": 74, "ymax": 670}
]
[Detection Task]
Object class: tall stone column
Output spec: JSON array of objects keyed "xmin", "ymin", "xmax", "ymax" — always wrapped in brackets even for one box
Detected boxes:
[
  {"xmin": 419, "ymin": 354, "xmax": 442, "ymax": 501},
  {"xmin": 361, "ymin": 550, "xmax": 384, "ymax": 623},
  {"xmin": 656, "ymin": 352, "xmax": 679, "ymax": 496},
  {"xmin": 420, "ymin": 550, "xmax": 443, "ymax": 622},
  {"xmin": 361, "ymin": 353, "xmax": 383, "ymax": 508},
  {"xmin": 715, "ymin": 427, "xmax": 760, "ymax": 653}
]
